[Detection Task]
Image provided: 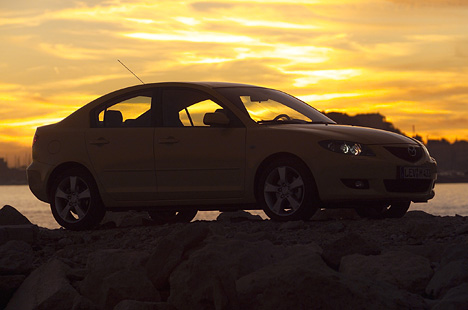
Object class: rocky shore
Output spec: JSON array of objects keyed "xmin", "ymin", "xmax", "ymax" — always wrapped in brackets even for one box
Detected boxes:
[{"xmin": 1, "ymin": 205, "xmax": 468, "ymax": 310}]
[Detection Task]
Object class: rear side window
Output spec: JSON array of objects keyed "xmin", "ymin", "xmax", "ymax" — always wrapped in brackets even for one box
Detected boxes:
[
  {"xmin": 97, "ymin": 95, "xmax": 152, "ymax": 128},
  {"xmin": 161, "ymin": 88, "xmax": 242, "ymax": 127}
]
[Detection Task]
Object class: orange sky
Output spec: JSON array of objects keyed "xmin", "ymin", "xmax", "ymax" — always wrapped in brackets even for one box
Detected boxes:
[{"xmin": 1, "ymin": 0, "xmax": 468, "ymax": 164}]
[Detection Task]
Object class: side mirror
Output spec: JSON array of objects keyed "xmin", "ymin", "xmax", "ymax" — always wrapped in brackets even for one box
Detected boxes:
[{"xmin": 203, "ymin": 111, "xmax": 230, "ymax": 127}]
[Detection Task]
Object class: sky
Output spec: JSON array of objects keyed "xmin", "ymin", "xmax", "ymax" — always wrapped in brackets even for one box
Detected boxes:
[{"xmin": 1, "ymin": 0, "xmax": 468, "ymax": 165}]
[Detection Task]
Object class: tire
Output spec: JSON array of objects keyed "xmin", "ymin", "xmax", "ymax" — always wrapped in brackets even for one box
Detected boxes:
[
  {"xmin": 148, "ymin": 209, "xmax": 198, "ymax": 225},
  {"xmin": 355, "ymin": 201, "xmax": 411, "ymax": 219},
  {"xmin": 258, "ymin": 157, "xmax": 318, "ymax": 221},
  {"xmin": 50, "ymin": 168, "xmax": 105, "ymax": 230}
]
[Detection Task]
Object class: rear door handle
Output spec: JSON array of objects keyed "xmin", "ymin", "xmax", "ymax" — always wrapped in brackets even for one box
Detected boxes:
[
  {"xmin": 158, "ymin": 137, "xmax": 179, "ymax": 144},
  {"xmin": 89, "ymin": 137, "xmax": 110, "ymax": 145}
]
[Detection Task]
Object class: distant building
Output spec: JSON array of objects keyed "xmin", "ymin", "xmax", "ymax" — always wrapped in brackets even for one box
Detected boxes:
[
  {"xmin": 427, "ymin": 139, "xmax": 468, "ymax": 173},
  {"xmin": 0, "ymin": 158, "xmax": 28, "ymax": 185}
]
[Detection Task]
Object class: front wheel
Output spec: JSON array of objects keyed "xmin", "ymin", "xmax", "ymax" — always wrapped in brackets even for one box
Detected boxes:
[
  {"xmin": 148, "ymin": 210, "xmax": 198, "ymax": 225},
  {"xmin": 50, "ymin": 168, "xmax": 105, "ymax": 230},
  {"xmin": 258, "ymin": 157, "xmax": 318, "ymax": 221}
]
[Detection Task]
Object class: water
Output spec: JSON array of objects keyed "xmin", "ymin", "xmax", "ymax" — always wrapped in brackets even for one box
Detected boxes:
[{"xmin": 0, "ymin": 184, "xmax": 467, "ymax": 229}]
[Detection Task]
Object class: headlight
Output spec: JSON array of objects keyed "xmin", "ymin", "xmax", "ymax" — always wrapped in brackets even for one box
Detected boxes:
[{"xmin": 319, "ymin": 140, "xmax": 375, "ymax": 156}]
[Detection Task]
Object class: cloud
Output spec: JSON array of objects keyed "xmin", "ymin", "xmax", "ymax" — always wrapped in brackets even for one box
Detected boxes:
[{"xmin": 387, "ymin": 0, "xmax": 468, "ymax": 6}]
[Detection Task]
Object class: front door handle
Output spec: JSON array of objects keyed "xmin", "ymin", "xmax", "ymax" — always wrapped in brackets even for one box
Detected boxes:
[
  {"xmin": 89, "ymin": 137, "xmax": 110, "ymax": 145},
  {"xmin": 158, "ymin": 137, "xmax": 179, "ymax": 144}
]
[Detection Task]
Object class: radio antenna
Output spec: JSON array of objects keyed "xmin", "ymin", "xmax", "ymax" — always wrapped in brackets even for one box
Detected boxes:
[{"xmin": 117, "ymin": 59, "xmax": 145, "ymax": 84}]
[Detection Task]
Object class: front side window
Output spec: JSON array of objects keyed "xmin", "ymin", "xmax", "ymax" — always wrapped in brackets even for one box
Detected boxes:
[
  {"xmin": 217, "ymin": 87, "xmax": 335, "ymax": 125},
  {"xmin": 97, "ymin": 95, "xmax": 152, "ymax": 128}
]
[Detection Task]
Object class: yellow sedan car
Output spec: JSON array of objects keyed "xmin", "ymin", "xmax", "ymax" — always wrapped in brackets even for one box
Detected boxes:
[{"xmin": 27, "ymin": 82, "xmax": 437, "ymax": 230}]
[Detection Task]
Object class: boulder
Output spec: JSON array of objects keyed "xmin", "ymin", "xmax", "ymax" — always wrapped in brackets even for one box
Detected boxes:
[
  {"xmin": 0, "ymin": 275, "xmax": 25, "ymax": 309},
  {"xmin": 321, "ymin": 232, "xmax": 381, "ymax": 269},
  {"xmin": 279, "ymin": 220, "xmax": 305, "ymax": 230},
  {"xmin": 79, "ymin": 249, "xmax": 149, "ymax": 304},
  {"xmin": 432, "ymin": 283, "xmax": 468, "ymax": 310},
  {"xmin": 0, "ymin": 225, "xmax": 38, "ymax": 245},
  {"xmin": 440, "ymin": 243, "xmax": 468, "ymax": 266},
  {"xmin": 310, "ymin": 208, "xmax": 359, "ymax": 221},
  {"xmin": 426, "ymin": 259, "xmax": 468, "ymax": 298},
  {"xmin": 455, "ymin": 223, "xmax": 468, "ymax": 235},
  {"xmin": 236, "ymin": 251, "xmax": 427, "ymax": 310},
  {"xmin": 146, "ymin": 223, "xmax": 211, "ymax": 289},
  {"xmin": 216, "ymin": 210, "xmax": 263, "ymax": 223},
  {"xmin": 71, "ymin": 295, "xmax": 99, "ymax": 310},
  {"xmin": 0, "ymin": 240, "xmax": 34, "ymax": 275},
  {"xmin": 167, "ymin": 236, "xmax": 321, "ymax": 310},
  {"xmin": 5, "ymin": 259, "xmax": 80, "ymax": 310},
  {"xmin": 100, "ymin": 211, "xmax": 152, "ymax": 228},
  {"xmin": 407, "ymin": 220, "xmax": 442, "ymax": 239},
  {"xmin": 114, "ymin": 300, "xmax": 177, "ymax": 310},
  {"xmin": 98, "ymin": 268, "xmax": 160, "ymax": 310},
  {"xmin": 0, "ymin": 205, "xmax": 32, "ymax": 225},
  {"xmin": 340, "ymin": 250, "xmax": 433, "ymax": 294}
]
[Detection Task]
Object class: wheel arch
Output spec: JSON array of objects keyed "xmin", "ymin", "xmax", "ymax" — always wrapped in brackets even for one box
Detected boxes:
[
  {"xmin": 46, "ymin": 162, "xmax": 96, "ymax": 201},
  {"xmin": 253, "ymin": 152, "xmax": 319, "ymax": 202}
]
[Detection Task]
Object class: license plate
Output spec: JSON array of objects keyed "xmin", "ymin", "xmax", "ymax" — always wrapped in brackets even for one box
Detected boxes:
[{"xmin": 400, "ymin": 167, "xmax": 432, "ymax": 179}]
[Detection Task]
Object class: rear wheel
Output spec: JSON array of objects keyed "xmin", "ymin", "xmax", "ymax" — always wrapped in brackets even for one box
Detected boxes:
[
  {"xmin": 258, "ymin": 157, "xmax": 318, "ymax": 221},
  {"xmin": 147, "ymin": 210, "xmax": 198, "ymax": 225},
  {"xmin": 355, "ymin": 201, "xmax": 411, "ymax": 219},
  {"xmin": 50, "ymin": 168, "xmax": 105, "ymax": 230}
]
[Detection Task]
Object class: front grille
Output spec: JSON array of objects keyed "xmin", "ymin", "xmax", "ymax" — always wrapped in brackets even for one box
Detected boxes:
[
  {"xmin": 385, "ymin": 146, "xmax": 423, "ymax": 162},
  {"xmin": 384, "ymin": 179, "xmax": 432, "ymax": 193}
]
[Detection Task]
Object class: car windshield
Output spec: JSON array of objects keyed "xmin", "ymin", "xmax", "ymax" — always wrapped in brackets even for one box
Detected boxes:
[{"xmin": 216, "ymin": 87, "xmax": 335, "ymax": 125}]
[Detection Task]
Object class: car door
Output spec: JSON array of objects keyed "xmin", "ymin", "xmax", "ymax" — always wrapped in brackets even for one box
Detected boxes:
[
  {"xmin": 85, "ymin": 91, "xmax": 156, "ymax": 201},
  {"xmin": 154, "ymin": 87, "xmax": 246, "ymax": 200}
]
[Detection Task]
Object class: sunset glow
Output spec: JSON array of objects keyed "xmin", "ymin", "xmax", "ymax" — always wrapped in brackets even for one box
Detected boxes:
[{"xmin": 1, "ymin": 0, "xmax": 468, "ymax": 164}]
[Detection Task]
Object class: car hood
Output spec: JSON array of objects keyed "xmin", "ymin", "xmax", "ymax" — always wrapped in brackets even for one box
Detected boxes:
[{"xmin": 275, "ymin": 124, "xmax": 417, "ymax": 145}]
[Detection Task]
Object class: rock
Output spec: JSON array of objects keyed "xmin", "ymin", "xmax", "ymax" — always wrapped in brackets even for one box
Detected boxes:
[
  {"xmin": 440, "ymin": 243, "xmax": 468, "ymax": 266},
  {"xmin": 404, "ymin": 210, "xmax": 435, "ymax": 219},
  {"xmin": 311, "ymin": 208, "xmax": 359, "ymax": 221},
  {"xmin": 58, "ymin": 237, "xmax": 74, "ymax": 247},
  {"xmin": 99, "ymin": 268, "xmax": 160, "ymax": 310},
  {"xmin": 79, "ymin": 249, "xmax": 149, "ymax": 304},
  {"xmin": 0, "ymin": 240, "xmax": 34, "ymax": 275},
  {"xmin": 233, "ymin": 231, "xmax": 277, "ymax": 243},
  {"xmin": 0, "ymin": 224, "xmax": 38, "ymax": 245},
  {"xmin": 168, "ymin": 237, "xmax": 312, "ymax": 310},
  {"xmin": 324, "ymin": 221, "xmax": 346, "ymax": 233},
  {"xmin": 340, "ymin": 250, "xmax": 433, "ymax": 294},
  {"xmin": 100, "ymin": 211, "xmax": 152, "ymax": 228},
  {"xmin": 114, "ymin": 300, "xmax": 177, "ymax": 310},
  {"xmin": 236, "ymin": 251, "xmax": 426, "ymax": 310},
  {"xmin": 216, "ymin": 210, "xmax": 263, "ymax": 222},
  {"xmin": 0, "ymin": 275, "xmax": 25, "ymax": 309},
  {"xmin": 455, "ymin": 223, "xmax": 468, "ymax": 235},
  {"xmin": 71, "ymin": 295, "xmax": 99, "ymax": 310},
  {"xmin": 5, "ymin": 259, "xmax": 80, "ymax": 310},
  {"xmin": 398, "ymin": 243, "xmax": 448, "ymax": 264},
  {"xmin": 85, "ymin": 249, "xmax": 149, "ymax": 274},
  {"xmin": 426, "ymin": 259, "xmax": 468, "ymax": 298},
  {"xmin": 321, "ymin": 232, "xmax": 381, "ymax": 269},
  {"xmin": 0, "ymin": 205, "xmax": 32, "ymax": 225},
  {"xmin": 146, "ymin": 223, "xmax": 211, "ymax": 289},
  {"xmin": 279, "ymin": 220, "xmax": 305, "ymax": 230},
  {"xmin": 431, "ymin": 283, "xmax": 468, "ymax": 310},
  {"xmin": 407, "ymin": 221, "xmax": 442, "ymax": 239}
]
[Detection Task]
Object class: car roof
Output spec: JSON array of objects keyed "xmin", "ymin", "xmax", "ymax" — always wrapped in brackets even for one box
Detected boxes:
[{"xmin": 119, "ymin": 81, "xmax": 263, "ymax": 90}]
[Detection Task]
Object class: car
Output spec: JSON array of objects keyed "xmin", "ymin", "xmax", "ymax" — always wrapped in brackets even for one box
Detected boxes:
[{"xmin": 27, "ymin": 82, "xmax": 437, "ymax": 230}]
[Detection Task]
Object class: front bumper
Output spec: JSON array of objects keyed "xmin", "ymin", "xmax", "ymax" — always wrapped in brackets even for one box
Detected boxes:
[{"xmin": 313, "ymin": 146, "xmax": 437, "ymax": 204}]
